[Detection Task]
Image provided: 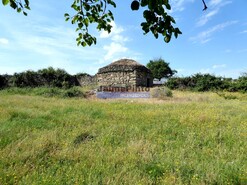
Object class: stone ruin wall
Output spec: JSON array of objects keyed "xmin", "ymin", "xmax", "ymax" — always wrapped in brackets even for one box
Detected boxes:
[
  {"xmin": 97, "ymin": 69, "xmax": 153, "ymax": 87},
  {"xmin": 77, "ymin": 75, "xmax": 97, "ymax": 86},
  {"xmin": 135, "ymin": 70, "xmax": 153, "ymax": 87},
  {"xmin": 97, "ymin": 71, "xmax": 137, "ymax": 87}
]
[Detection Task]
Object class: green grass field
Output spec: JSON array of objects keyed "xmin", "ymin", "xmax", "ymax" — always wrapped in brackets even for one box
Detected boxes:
[{"xmin": 0, "ymin": 90, "xmax": 246, "ymax": 184}]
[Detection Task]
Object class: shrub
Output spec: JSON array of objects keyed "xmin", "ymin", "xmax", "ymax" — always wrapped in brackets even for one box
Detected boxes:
[
  {"xmin": 62, "ymin": 87, "xmax": 85, "ymax": 98},
  {"xmin": 0, "ymin": 75, "xmax": 8, "ymax": 89},
  {"xmin": 10, "ymin": 71, "xmax": 42, "ymax": 87},
  {"xmin": 166, "ymin": 74, "xmax": 237, "ymax": 92},
  {"xmin": 38, "ymin": 67, "xmax": 77, "ymax": 88},
  {"xmin": 5, "ymin": 67, "xmax": 79, "ymax": 88},
  {"xmin": 151, "ymin": 86, "xmax": 172, "ymax": 99},
  {"xmin": 234, "ymin": 73, "xmax": 247, "ymax": 93},
  {"xmin": 166, "ymin": 77, "xmax": 195, "ymax": 90}
]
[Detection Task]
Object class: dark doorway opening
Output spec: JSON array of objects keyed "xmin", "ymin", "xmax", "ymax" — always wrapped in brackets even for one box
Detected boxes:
[{"xmin": 147, "ymin": 78, "xmax": 150, "ymax": 87}]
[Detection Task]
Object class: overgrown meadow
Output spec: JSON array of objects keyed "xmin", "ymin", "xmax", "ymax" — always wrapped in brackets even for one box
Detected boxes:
[{"xmin": 0, "ymin": 89, "xmax": 246, "ymax": 184}]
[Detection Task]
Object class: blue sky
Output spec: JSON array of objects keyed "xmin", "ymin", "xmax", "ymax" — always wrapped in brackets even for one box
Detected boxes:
[{"xmin": 0, "ymin": 0, "xmax": 246, "ymax": 78}]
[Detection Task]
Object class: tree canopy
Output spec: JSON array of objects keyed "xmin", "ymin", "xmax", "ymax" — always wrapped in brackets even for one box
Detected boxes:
[
  {"xmin": 147, "ymin": 58, "xmax": 177, "ymax": 80},
  {"xmin": 2, "ymin": 0, "xmax": 208, "ymax": 46}
]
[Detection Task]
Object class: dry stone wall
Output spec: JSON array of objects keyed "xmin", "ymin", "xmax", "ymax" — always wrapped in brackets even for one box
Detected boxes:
[
  {"xmin": 77, "ymin": 75, "xmax": 97, "ymax": 86},
  {"xmin": 136, "ymin": 70, "xmax": 153, "ymax": 87},
  {"xmin": 97, "ymin": 69, "xmax": 153, "ymax": 87},
  {"xmin": 97, "ymin": 71, "xmax": 137, "ymax": 87}
]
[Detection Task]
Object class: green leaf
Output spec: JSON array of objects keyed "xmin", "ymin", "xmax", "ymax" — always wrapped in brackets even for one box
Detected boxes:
[
  {"xmin": 84, "ymin": 18, "xmax": 89, "ymax": 27},
  {"xmin": 2, "ymin": 0, "xmax": 9, "ymax": 5},
  {"xmin": 140, "ymin": 0, "xmax": 148, "ymax": 7},
  {"xmin": 81, "ymin": 41, "xmax": 87, "ymax": 47},
  {"xmin": 78, "ymin": 23, "xmax": 83, "ymax": 29},
  {"xmin": 131, "ymin": 0, "xmax": 139, "ymax": 11},
  {"xmin": 175, "ymin": 28, "xmax": 182, "ymax": 34},
  {"xmin": 148, "ymin": 0, "xmax": 156, "ymax": 10},
  {"xmin": 164, "ymin": 35, "xmax": 171, "ymax": 43},
  {"xmin": 108, "ymin": 1, "xmax": 116, "ymax": 8},
  {"xmin": 24, "ymin": 0, "xmax": 29, "ymax": 6},
  {"xmin": 154, "ymin": 33, "xmax": 158, "ymax": 39},
  {"xmin": 174, "ymin": 32, "xmax": 178, "ymax": 38},
  {"xmin": 165, "ymin": 3, "xmax": 171, "ymax": 10},
  {"xmin": 10, "ymin": 1, "xmax": 17, "ymax": 9}
]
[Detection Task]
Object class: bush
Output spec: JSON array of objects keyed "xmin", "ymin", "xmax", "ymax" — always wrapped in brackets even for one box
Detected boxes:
[
  {"xmin": 234, "ymin": 73, "xmax": 247, "ymax": 93},
  {"xmin": 38, "ymin": 67, "xmax": 78, "ymax": 88},
  {"xmin": 166, "ymin": 74, "xmax": 238, "ymax": 92},
  {"xmin": 166, "ymin": 77, "xmax": 195, "ymax": 90},
  {"xmin": 151, "ymin": 86, "xmax": 172, "ymax": 99},
  {"xmin": 62, "ymin": 87, "xmax": 85, "ymax": 98},
  {"xmin": 10, "ymin": 71, "xmax": 42, "ymax": 87},
  {"xmin": 5, "ymin": 67, "xmax": 78, "ymax": 88},
  {"xmin": 0, "ymin": 75, "xmax": 8, "ymax": 89}
]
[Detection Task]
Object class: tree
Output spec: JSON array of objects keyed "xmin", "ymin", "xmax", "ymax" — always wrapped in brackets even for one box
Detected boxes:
[
  {"xmin": 1, "ymin": 0, "xmax": 207, "ymax": 46},
  {"xmin": 147, "ymin": 58, "xmax": 177, "ymax": 80},
  {"xmin": 0, "ymin": 75, "xmax": 8, "ymax": 89},
  {"xmin": 235, "ymin": 72, "xmax": 247, "ymax": 92}
]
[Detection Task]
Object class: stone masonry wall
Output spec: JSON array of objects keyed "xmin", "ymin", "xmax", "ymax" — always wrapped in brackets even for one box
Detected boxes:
[
  {"xmin": 97, "ymin": 71, "xmax": 137, "ymax": 87},
  {"xmin": 136, "ymin": 70, "xmax": 147, "ymax": 86},
  {"xmin": 136, "ymin": 70, "xmax": 153, "ymax": 87},
  {"xmin": 97, "ymin": 70, "xmax": 153, "ymax": 87}
]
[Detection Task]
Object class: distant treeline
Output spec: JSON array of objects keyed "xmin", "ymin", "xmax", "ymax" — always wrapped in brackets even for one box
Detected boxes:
[
  {"xmin": 0, "ymin": 67, "xmax": 90, "ymax": 89},
  {"xmin": 165, "ymin": 73, "xmax": 247, "ymax": 93},
  {"xmin": 1, "ymin": 68, "xmax": 247, "ymax": 93}
]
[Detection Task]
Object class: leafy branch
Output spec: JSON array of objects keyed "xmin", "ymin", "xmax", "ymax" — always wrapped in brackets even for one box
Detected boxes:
[
  {"xmin": 64, "ymin": 0, "xmax": 116, "ymax": 47},
  {"xmin": 2, "ymin": 0, "xmax": 208, "ymax": 47},
  {"xmin": 131, "ymin": 0, "xmax": 182, "ymax": 43},
  {"xmin": 2, "ymin": 0, "xmax": 30, "ymax": 16}
]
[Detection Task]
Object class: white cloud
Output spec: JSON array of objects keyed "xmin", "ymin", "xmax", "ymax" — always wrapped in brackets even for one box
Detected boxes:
[
  {"xmin": 208, "ymin": 0, "xmax": 232, "ymax": 7},
  {"xmin": 196, "ymin": 9, "xmax": 219, "ymax": 27},
  {"xmin": 0, "ymin": 8, "xmax": 138, "ymax": 75},
  {"xmin": 1, "ymin": 21, "xmax": 107, "ymax": 75},
  {"xmin": 197, "ymin": 64, "xmax": 245, "ymax": 78},
  {"xmin": 103, "ymin": 42, "xmax": 128, "ymax": 61},
  {"xmin": 112, "ymin": 35, "xmax": 130, "ymax": 43},
  {"xmin": 237, "ymin": 49, "xmax": 247, "ymax": 53},
  {"xmin": 209, "ymin": 0, "xmax": 223, "ymax": 7},
  {"xmin": 176, "ymin": 68, "xmax": 186, "ymax": 75},
  {"xmin": 0, "ymin": 38, "xmax": 9, "ymax": 45},
  {"xmin": 212, "ymin": 64, "xmax": 226, "ymax": 69},
  {"xmin": 199, "ymin": 67, "xmax": 243, "ymax": 78},
  {"xmin": 199, "ymin": 68, "xmax": 211, "ymax": 74},
  {"xmin": 170, "ymin": 0, "xmax": 195, "ymax": 13},
  {"xmin": 240, "ymin": 30, "xmax": 247, "ymax": 34},
  {"xmin": 98, "ymin": 21, "xmax": 133, "ymax": 64},
  {"xmin": 190, "ymin": 21, "xmax": 238, "ymax": 44},
  {"xmin": 225, "ymin": 49, "xmax": 232, "ymax": 53},
  {"xmin": 196, "ymin": 0, "xmax": 232, "ymax": 26}
]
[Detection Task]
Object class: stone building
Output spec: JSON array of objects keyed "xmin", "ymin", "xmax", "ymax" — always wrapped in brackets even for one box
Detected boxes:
[{"xmin": 97, "ymin": 59, "xmax": 153, "ymax": 87}]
